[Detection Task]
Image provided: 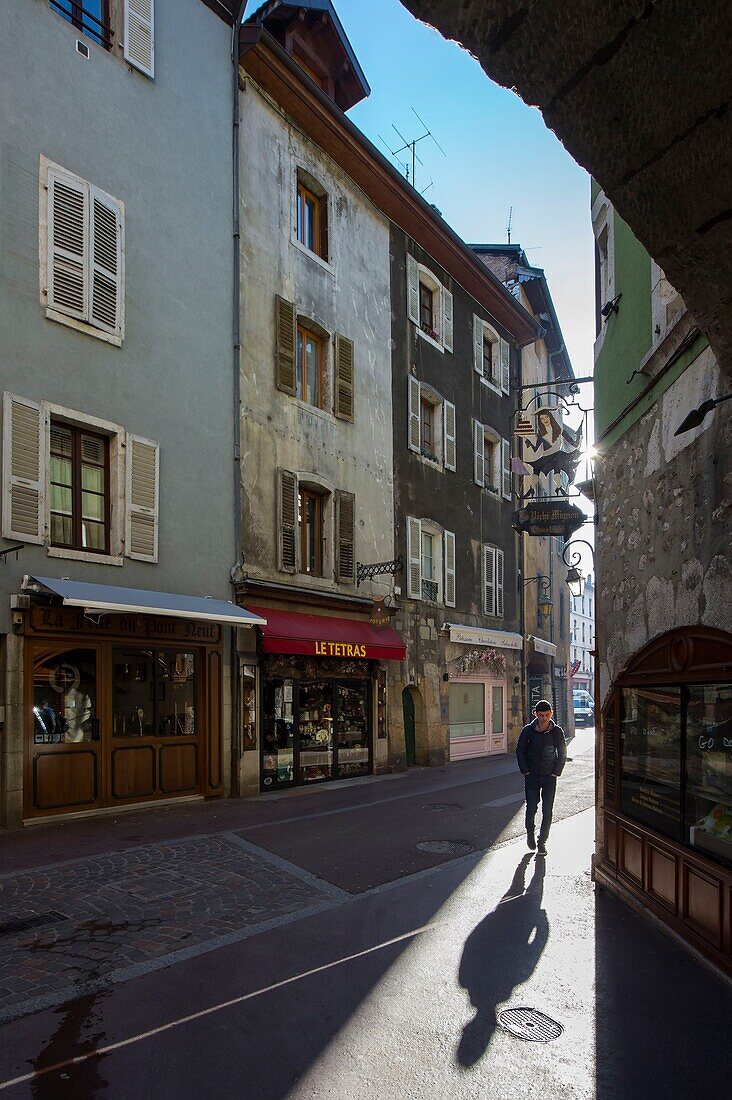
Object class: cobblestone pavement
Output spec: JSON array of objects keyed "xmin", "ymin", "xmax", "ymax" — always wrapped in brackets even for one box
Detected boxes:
[{"xmin": 0, "ymin": 834, "xmax": 346, "ymax": 1023}]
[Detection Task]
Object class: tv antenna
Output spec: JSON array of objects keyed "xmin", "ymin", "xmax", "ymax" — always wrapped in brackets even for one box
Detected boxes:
[
  {"xmin": 383, "ymin": 107, "xmax": 446, "ymax": 191},
  {"xmin": 507, "ymin": 206, "xmax": 513, "ymax": 244}
]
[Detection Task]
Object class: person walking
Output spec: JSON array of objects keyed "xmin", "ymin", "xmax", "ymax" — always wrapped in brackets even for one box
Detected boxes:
[{"xmin": 516, "ymin": 699, "xmax": 567, "ymax": 855}]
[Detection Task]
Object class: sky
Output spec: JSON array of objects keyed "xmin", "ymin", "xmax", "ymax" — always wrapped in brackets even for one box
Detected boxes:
[{"xmin": 244, "ymin": 0, "xmax": 596, "ymax": 385}]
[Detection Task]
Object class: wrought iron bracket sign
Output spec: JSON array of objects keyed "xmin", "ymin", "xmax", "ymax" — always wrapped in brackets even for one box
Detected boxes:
[
  {"xmin": 356, "ymin": 556, "xmax": 403, "ymax": 587},
  {"xmin": 512, "ymin": 502, "xmax": 586, "ymax": 539}
]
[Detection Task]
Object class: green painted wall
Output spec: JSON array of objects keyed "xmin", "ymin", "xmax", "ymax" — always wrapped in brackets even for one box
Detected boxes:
[{"xmin": 594, "ymin": 208, "xmax": 652, "ymax": 441}]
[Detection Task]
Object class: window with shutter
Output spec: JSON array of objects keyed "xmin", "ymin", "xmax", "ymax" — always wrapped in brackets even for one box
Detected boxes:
[
  {"xmin": 473, "ymin": 314, "xmax": 483, "ymax": 376},
  {"xmin": 502, "ymin": 438, "xmax": 512, "ymax": 499},
  {"xmin": 406, "ymin": 516, "xmax": 422, "ymax": 599},
  {"xmin": 334, "ymin": 334, "xmax": 354, "ymax": 421},
  {"xmin": 124, "ymin": 0, "xmax": 155, "ymax": 78},
  {"xmin": 500, "ymin": 337, "xmax": 510, "ymax": 395},
  {"xmin": 495, "ymin": 548, "xmax": 504, "ymax": 617},
  {"xmin": 275, "ymin": 296, "xmax": 297, "ymax": 395},
  {"xmin": 335, "ymin": 489, "xmax": 355, "ymax": 583},
  {"xmin": 44, "ymin": 161, "xmax": 124, "ymax": 343},
  {"xmin": 444, "ymin": 529, "xmax": 456, "ymax": 608},
  {"xmin": 443, "ymin": 399, "xmax": 456, "ymax": 471},
  {"xmin": 278, "ymin": 469, "xmax": 298, "ymax": 573},
  {"xmin": 406, "ymin": 254, "xmax": 420, "ymax": 324},
  {"xmin": 2, "ymin": 393, "xmax": 45, "ymax": 544},
  {"xmin": 442, "ymin": 288, "xmax": 453, "ymax": 352},
  {"xmin": 483, "ymin": 544, "xmax": 496, "ymax": 616},
  {"xmin": 473, "ymin": 419, "xmax": 485, "ymax": 487},
  {"xmin": 125, "ymin": 434, "xmax": 159, "ymax": 562},
  {"xmin": 408, "ymin": 375, "xmax": 421, "ymax": 453}
]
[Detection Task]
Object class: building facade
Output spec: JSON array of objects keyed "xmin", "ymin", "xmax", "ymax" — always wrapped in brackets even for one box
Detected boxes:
[
  {"xmin": 570, "ymin": 572, "xmax": 595, "ymax": 696},
  {"xmin": 592, "ymin": 185, "xmax": 732, "ymax": 977},
  {"xmin": 0, "ymin": 0, "xmax": 260, "ymax": 828}
]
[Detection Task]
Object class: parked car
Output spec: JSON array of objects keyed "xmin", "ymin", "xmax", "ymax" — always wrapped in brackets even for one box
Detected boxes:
[{"xmin": 573, "ymin": 691, "xmax": 595, "ymax": 727}]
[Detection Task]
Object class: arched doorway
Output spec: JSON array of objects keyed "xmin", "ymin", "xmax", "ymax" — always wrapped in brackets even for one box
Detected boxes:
[{"xmin": 402, "ymin": 687, "xmax": 416, "ymax": 766}]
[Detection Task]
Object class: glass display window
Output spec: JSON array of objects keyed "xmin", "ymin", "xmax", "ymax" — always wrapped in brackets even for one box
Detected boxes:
[
  {"xmin": 298, "ymin": 681, "xmax": 334, "ymax": 783},
  {"xmin": 685, "ymin": 684, "xmax": 732, "ymax": 864},
  {"xmin": 33, "ymin": 647, "xmax": 97, "ymax": 744},
  {"xmin": 261, "ymin": 678, "xmax": 295, "ymax": 789},
  {"xmin": 620, "ymin": 686, "xmax": 682, "ymax": 840},
  {"xmin": 112, "ymin": 649, "xmax": 197, "ymax": 739},
  {"xmin": 449, "ymin": 683, "xmax": 485, "ymax": 740},
  {"xmin": 336, "ymin": 682, "xmax": 369, "ymax": 778}
]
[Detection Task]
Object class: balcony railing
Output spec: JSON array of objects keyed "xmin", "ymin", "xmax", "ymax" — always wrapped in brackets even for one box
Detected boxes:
[
  {"xmin": 49, "ymin": 1, "xmax": 114, "ymax": 50},
  {"xmin": 421, "ymin": 578, "xmax": 439, "ymax": 603}
]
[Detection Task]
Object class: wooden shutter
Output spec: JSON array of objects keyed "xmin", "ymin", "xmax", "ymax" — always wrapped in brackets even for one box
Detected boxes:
[
  {"xmin": 334, "ymin": 334, "xmax": 354, "ymax": 421},
  {"xmin": 408, "ymin": 375, "xmax": 421, "ymax": 452},
  {"xmin": 275, "ymin": 295, "xmax": 297, "ymax": 395},
  {"xmin": 483, "ymin": 544, "xmax": 496, "ymax": 616},
  {"xmin": 278, "ymin": 469, "xmax": 297, "ymax": 573},
  {"xmin": 473, "ymin": 419, "xmax": 485, "ymax": 487},
  {"xmin": 126, "ymin": 434, "xmax": 159, "ymax": 561},
  {"xmin": 500, "ymin": 337, "xmax": 510, "ymax": 395},
  {"xmin": 495, "ymin": 548, "xmax": 504, "ymax": 617},
  {"xmin": 444, "ymin": 530, "xmax": 456, "ymax": 608},
  {"xmin": 473, "ymin": 314, "xmax": 483, "ymax": 376},
  {"xmin": 502, "ymin": 438, "xmax": 512, "ymax": 499},
  {"xmin": 2, "ymin": 393, "xmax": 45, "ymax": 544},
  {"xmin": 124, "ymin": 0, "xmax": 155, "ymax": 78},
  {"xmin": 406, "ymin": 516, "xmax": 421, "ymax": 599},
  {"xmin": 406, "ymin": 254, "xmax": 419, "ymax": 324},
  {"xmin": 442, "ymin": 287, "xmax": 454, "ymax": 352},
  {"xmin": 443, "ymin": 399, "xmax": 456, "ymax": 471},
  {"xmin": 89, "ymin": 187, "xmax": 123, "ymax": 337},
  {"xmin": 335, "ymin": 489, "xmax": 355, "ymax": 583},
  {"xmin": 47, "ymin": 168, "xmax": 88, "ymax": 322}
]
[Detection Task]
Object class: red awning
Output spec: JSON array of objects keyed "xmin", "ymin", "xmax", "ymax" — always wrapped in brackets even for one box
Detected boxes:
[{"xmin": 250, "ymin": 606, "xmax": 406, "ymax": 662}]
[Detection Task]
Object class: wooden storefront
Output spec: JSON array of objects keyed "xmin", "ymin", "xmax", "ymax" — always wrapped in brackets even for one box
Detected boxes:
[
  {"xmin": 24, "ymin": 605, "xmax": 224, "ymax": 820},
  {"xmin": 596, "ymin": 627, "xmax": 732, "ymax": 977}
]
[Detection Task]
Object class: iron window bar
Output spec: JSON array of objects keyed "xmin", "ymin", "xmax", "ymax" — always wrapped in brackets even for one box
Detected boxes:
[
  {"xmin": 421, "ymin": 579, "xmax": 439, "ymax": 603},
  {"xmin": 49, "ymin": 1, "xmax": 114, "ymax": 50}
]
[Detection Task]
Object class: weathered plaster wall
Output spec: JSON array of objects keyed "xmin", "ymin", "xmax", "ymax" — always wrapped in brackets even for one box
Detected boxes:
[
  {"xmin": 595, "ymin": 345, "xmax": 732, "ymax": 705},
  {"xmin": 238, "ymin": 80, "xmax": 394, "ymax": 594}
]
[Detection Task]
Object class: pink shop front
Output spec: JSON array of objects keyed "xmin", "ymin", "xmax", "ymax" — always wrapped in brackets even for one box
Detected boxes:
[{"xmin": 446, "ymin": 625, "xmax": 524, "ymax": 761}]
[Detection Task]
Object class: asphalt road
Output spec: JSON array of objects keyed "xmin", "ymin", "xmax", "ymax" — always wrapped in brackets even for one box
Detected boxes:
[{"xmin": 1, "ymin": 729, "xmax": 731, "ymax": 1099}]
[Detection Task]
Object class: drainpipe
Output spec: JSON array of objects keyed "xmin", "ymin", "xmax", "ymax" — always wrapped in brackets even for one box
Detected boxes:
[{"xmin": 230, "ymin": 1, "xmax": 248, "ymax": 791}]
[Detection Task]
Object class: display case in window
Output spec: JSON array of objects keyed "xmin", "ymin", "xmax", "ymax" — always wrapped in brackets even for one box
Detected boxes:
[
  {"xmin": 298, "ymin": 681, "xmax": 334, "ymax": 782},
  {"xmin": 685, "ymin": 684, "xmax": 732, "ymax": 865},
  {"xmin": 336, "ymin": 682, "xmax": 369, "ymax": 777}
]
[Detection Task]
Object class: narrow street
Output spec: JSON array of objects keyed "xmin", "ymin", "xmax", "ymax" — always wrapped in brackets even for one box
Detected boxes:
[{"xmin": 1, "ymin": 730, "xmax": 730, "ymax": 1099}]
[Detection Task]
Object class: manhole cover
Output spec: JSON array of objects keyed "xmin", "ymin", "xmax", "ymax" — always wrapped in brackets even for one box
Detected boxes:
[
  {"xmin": 0, "ymin": 911, "xmax": 67, "ymax": 937},
  {"xmin": 422, "ymin": 803, "xmax": 463, "ymax": 812},
  {"xmin": 416, "ymin": 840, "xmax": 475, "ymax": 855},
  {"xmin": 497, "ymin": 1007, "xmax": 563, "ymax": 1043}
]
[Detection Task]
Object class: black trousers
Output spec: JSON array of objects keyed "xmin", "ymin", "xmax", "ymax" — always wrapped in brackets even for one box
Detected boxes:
[{"xmin": 524, "ymin": 774, "xmax": 557, "ymax": 840}]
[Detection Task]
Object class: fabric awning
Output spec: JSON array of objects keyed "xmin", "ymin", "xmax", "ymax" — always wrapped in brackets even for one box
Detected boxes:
[
  {"xmin": 250, "ymin": 606, "xmax": 406, "ymax": 661},
  {"xmin": 23, "ymin": 576, "xmax": 267, "ymax": 628}
]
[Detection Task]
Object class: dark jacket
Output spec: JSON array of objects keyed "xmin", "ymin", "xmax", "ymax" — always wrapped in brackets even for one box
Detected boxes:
[{"xmin": 516, "ymin": 718, "xmax": 567, "ymax": 777}]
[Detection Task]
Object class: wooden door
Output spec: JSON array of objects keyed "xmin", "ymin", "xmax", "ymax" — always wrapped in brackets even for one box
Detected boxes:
[{"xmin": 28, "ymin": 643, "xmax": 103, "ymax": 816}]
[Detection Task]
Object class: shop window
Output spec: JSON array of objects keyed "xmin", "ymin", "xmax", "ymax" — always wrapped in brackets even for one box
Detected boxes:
[
  {"xmin": 298, "ymin": 487, "xmax": 324, "ymax": 576},
  {"xmin": 620, "ymin": 687, "xmax": 682, "ymax": 840},
  {"xmin": 296, "ymin": 325, "xmax": 324, "ymax": 408},
  {"xmin": 261, "ymin": 678, "xmax": 295, "ymax": 788},
  {"xmin": 112, "ymin": 650, "xmax": 197, "ymax": 738},
  {"xmin": 33, "ymin": 647, "xmax": 97, "ymax": 744},
  {"xmin": 50, "ymin": 421, "xmax": 110, "ymax": 553},
  {"xmin": 296, "ymin": 172, "xmax": 327, "ymax": 261},
  {"xmin": 685, "ymin": 684, "xmax": 732, "ymax": 864}
]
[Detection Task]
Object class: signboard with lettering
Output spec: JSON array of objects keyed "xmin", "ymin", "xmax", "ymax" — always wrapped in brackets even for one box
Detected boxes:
[
  {"xmin": 369, "ymin": 598, "xmax": 395, "ymax": 630},
  {"xmin": 27, "ymin": 607, "xmax": 221, "ymax": 645},
  {"xmin": 448, "ymin": 625, "xmax": 522, "ymax": 650},
  {"xmin": 512, "ymin": 502, "xmax": 586, "ymax": 538}
]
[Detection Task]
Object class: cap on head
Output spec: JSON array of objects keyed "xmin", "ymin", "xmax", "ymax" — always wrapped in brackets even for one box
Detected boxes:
[{"xmin": 535, "ymin": 699, "xmax": 553, "ymax": 713}]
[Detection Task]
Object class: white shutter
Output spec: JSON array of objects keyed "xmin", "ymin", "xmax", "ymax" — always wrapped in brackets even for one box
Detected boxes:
[
  {"xmin": 47, "ymin": 168, "xmax": 88, "ymax": 322},
  {"xmin": 406, "ymin": 516, "xmax": 422, "ymax": 599},
  {"xmin": 408, "ymin": 375, "xmax": 421, "ymax": 452},
  {"xmin": 444, "ymin": 530, "xmax": 456, "ymax": 608},
  {"xmin": 483, "ymin": 545, "xmax": 496, "ymax": 616},
  {"xmin": 89, "ymin": 187, "xmax": 123, "ymax": 338},
  {"xmin": 473, "ymin": 420, "xmax": 485, "ymax": 487},
  {"xmin": 124, "ymin": 0, "xmax": 155, "ymax": 78},
  {"xmin": 442, "ymin": 287, "xmax": 453, "ymax": 352},
  {"xmin": 473, "ymin": 314, "xmax": 483, "ymax": 376},
  {"xmin": 406, "ymin": 254, "xmax": 419, "ymax": 324},
  {"xmin": 126, "ymin": 434, "xmax": 159, "ymax": 561},
  {"xmin": 495, "ymin": 548, "xmax": 504, "ymax": 617},
  {"xmin": 2, "ymin": 393, "xmax": 45, "ymax": 544},
  {"xmin": 443, "ymin": 399, "xmax": 456, "ymax": 471},
  {"xmin": 500, "ymin": 337, "xmax": 510, "ymax": 395},
  {"xmin": 502, "ymin": 438, "xmax": 512, "ymax": 499}
]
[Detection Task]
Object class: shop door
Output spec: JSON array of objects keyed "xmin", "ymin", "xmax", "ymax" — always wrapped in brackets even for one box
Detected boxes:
[
  {"xmin": 488, "ymin": 684, "xmax": 507, "ymax": 755},
  {"xmin": 402, "ymin": 688, "xmax": 416, "ymax": 766},
  {"xmin": 29, "ymin": 645, "xmax": 102, "ymax": 816}
]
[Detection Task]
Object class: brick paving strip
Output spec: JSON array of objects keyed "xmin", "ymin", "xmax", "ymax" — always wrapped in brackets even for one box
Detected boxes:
[{"xmin": 0, "ymin": 834, "xmax": 349, "ymax": 1025}]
